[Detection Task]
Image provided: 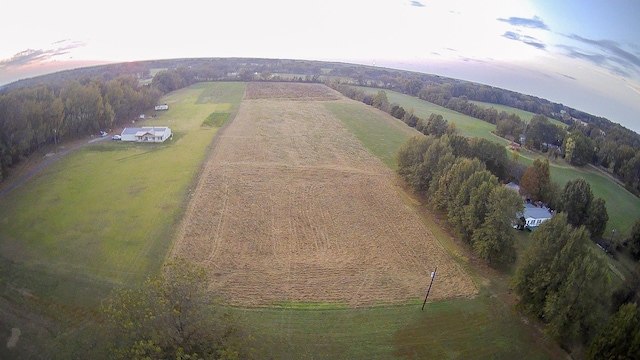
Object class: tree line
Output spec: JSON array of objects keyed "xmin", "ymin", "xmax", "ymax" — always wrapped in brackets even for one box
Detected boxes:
[
  {"xmin": 395, "ymin": 133, "xmax": 520, "ymax": 266},
  {"xmin": 0, "ymin": 76, "xmax": 161, "ymax": 182}
]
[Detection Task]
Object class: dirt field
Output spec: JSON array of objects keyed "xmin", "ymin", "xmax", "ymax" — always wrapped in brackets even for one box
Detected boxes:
[{"xmin": 171, "ymin": 82, "xmax": 476, "ymax": 306}]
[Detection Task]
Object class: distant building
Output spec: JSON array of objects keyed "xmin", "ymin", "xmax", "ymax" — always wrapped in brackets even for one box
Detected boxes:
[
  {"xmin": 120, "ymin": 127, "xmax": 172, "ymax": 142},
  {"xmin": 154, "ymin": 104, "xmax": 169, "ymax": 111}
]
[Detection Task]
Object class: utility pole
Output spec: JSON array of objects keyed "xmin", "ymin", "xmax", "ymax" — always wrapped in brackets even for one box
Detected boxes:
[
  {"xmin": 54, "ymin": 129, "xmax": 58, "ymax": 153},
  {"xmin": 422, "ymin": 266, "xmax": 438, "ymax": 311}
]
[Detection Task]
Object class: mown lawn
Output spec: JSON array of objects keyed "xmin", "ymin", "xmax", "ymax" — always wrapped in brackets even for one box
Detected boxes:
[
  {"xmin": 356, "ymin": 86, "xmax": 505, "ymax": 144},
  {"xmin": 236, "ymin": 295, "xmax": 553, "ymax": 360},
  {"xmin": 0, "ymin": 82, "xmax": 246, "ymax": 300}
]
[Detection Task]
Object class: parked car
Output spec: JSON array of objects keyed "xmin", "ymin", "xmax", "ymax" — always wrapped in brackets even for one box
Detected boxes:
[
  {"xmin": 112, "ymin": 135, "xmax": 121, "ymax": 140},
  {"xmin": 100, "ymin": 131, "xmax": 107, "ymax": 137}
]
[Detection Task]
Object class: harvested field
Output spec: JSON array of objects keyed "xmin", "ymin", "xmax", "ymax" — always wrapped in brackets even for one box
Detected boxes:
[
  {"xmin": 172, "ymin": 82, "xmax": 476, "ymax": 306},
  {"xmin": 244, "ymin": 82, "xmax": 341, "ymax": 101}
]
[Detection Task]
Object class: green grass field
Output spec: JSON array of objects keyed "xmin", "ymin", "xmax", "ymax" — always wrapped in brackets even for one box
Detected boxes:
[
  {"xmin": 238, "ymin": 296, "xmax": 553, "ymax": 359},
  {"xmin": 469, "ymin": 100, "xmax": 567, "ymax": 128},
  {"xmin": 357, "ymin": 87, "xmax": 505, "ymax": 144}
]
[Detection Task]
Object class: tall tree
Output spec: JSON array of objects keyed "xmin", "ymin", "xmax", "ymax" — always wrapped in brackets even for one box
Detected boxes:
[
  {"xmin": 559, "ymin": 178, "xmax": 593, "ymax": 228},
  {"xmin": 448, "ymin": 170, "xmax": 498, "ymax": 243},
  {"xmin": 587, "ymin": 303, "xmax": 640, "ymax": 359},
  {"xmin": 467, "ymin": 137, "xmax": 509, "ymax": 180},
  {"xmin": 519, "ymin": 158, "xmax": 552, "ymax": 203},
  {"xmin": 430, "ymin": 157, "xmax": 485, "ymax": 210},
  {"xmin": 624, "ymin": 218, "xmax": 640, "ymax": 261},
  {"xmin": 513, "ymin": 215, "xmax": 610, "ymax": 348},
  {"xmin": 396, "ymin": 136, "xmax": 435, "ymax": 189},
  {"xmin": 563, "ymin": 130, "xmax": 595, "ymax": 166},
  {"xmin": 585, "ymin": 197, "xmax": 609, "ymax": 239},
  {"xmin": 471, "ymin": 185, "xmax": 522, "ymax": 266}
]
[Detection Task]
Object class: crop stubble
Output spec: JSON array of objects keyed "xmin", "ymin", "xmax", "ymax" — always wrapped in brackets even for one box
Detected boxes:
[{"xmin": 172, "ymin": 83, "xmax": 476, "ymax": 306}]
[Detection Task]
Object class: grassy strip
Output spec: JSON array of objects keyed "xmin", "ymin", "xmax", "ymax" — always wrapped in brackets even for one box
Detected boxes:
[
  {"xmin": 356, "ymin": 86, "xmax": 502, "ymax": 143},
  {"xmin": 203, "ymin": 112, "xmax": 231, "ymax": 127},
  {"xmin": 325, "ymin": 101, "xmax": 419, "ymax": 169},
  {"xmin": 234, "ymin": 296, "xmax": 554, "ymax": 359}
]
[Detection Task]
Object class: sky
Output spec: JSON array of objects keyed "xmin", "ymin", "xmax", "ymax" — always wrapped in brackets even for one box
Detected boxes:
[{"xmin": 2, "ymin": 0, "xmax": 640, "ymax": 133}]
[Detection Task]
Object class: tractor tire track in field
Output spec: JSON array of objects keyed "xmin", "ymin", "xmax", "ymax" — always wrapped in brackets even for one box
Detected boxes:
[{"xmin": 172, "ymin": 82, "xmax": 477, "ymax": 307}]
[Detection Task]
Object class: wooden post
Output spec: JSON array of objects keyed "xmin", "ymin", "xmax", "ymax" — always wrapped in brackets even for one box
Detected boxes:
[{"xmin": 421, "ymin": 266, "xmax": 437, "ymax": 311}]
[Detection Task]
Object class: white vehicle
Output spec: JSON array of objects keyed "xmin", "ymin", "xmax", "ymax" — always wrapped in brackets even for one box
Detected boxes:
[{"xmin": 112, "ymin": 135, "xmax": 122, "ymax": 140}]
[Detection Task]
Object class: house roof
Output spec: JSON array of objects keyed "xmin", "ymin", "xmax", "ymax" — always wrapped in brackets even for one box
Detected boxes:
[
  {"xmin": 522, "ymin": 204, "xmax": 552, "ymax": 220},
  {"xmin": 122, "ymin": 127, "xmax": 170, "ymax": 136}
]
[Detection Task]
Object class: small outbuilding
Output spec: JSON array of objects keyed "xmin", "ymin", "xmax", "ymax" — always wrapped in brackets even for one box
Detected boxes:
[{"xmin": 120, "ymin": 127, "xmax": 172, "ymax": 142}]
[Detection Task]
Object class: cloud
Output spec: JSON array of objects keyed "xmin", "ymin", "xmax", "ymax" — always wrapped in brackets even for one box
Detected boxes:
[
  {"xmin": 557, "ymin": 36, "xmax": 640, "ymax": 78},
  {"xmin": 558, "ymin": 73, "xmax": 576, "ymax": 80},
  {"xmin": 0, "ymin": 40, "xmax": 85, "ymax": 70},
  {"xmin": 497, "ymin": 16, "xmax": 549, "ymax": 30},
  {"xmin": 502, "ymin": 31, "xmax": 546, "ymax": 50},
  {"xmin": 568, "ymin": 34, "xmax": 640, "ymax": 71},
  {"xmin": 409, "ymin": 1, "xmax": 425, "ymax": 7}
]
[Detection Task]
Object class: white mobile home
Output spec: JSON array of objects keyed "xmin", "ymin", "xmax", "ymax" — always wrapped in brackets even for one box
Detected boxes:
[
  {"xmin": 521, "ymin": 204, "xmax": 553, "ymax": 230},
  {"xmin": 154, "ymin": 104, "xmax": 169, "ymax": 111},
  {"xmin": 120, "ymin": 127, "xmax": 172, "ymax": 142}
]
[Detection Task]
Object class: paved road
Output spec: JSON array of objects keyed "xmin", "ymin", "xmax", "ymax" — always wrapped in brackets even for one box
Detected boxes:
[{"xmin": 0, "ymin": 136, "xmax": 111, "ymax": 200}]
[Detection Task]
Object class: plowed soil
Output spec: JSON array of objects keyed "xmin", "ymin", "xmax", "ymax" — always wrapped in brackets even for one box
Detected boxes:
[{"xmin": 171, "ymin": 82, "xmax": 476, "ymax": 306}]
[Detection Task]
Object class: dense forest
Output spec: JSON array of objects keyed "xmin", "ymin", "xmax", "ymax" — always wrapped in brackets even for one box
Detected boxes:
[{"xmin": 1, "ymin": 57, "xmax": 639, "ymax": 190}]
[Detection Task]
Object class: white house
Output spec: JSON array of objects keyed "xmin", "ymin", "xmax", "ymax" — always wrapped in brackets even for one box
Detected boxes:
[
  {"xmin": 120, "ymin": 127, "xmax": 172, "ymax": 142},
  {"xmin": 154, "ymin": 104, "xmax": 169, "ymax": 111},
  {"xmin": 521, "ymin": 204, "xmax": 553, "ymax": 230}
]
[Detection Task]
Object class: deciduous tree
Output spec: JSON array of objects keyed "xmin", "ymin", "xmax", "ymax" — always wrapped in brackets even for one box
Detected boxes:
[
  {"xmin": 586, "ymin": 197, "xmax": 609, "ymax": 239},
  {"xmin": 102, "ymin": 259, "xmax": 252, "ymax": 359},
  {"xmin": 587, "ymin": 303, "xmax": 640, "ymax": 359},
  {"xmin": 559, "ymin": 178, "xmax": 593, "ymax": 228},
  {"xmin": 513, "ymin": 215, "xmax": 609, "ymax": 348}
]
